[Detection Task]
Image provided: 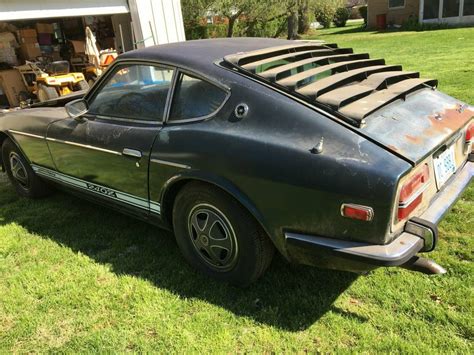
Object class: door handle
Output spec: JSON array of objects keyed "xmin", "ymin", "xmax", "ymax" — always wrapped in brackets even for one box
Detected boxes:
[{"xmin": 122, "ymin": 148, "xmax": 142, "ymax": 158}]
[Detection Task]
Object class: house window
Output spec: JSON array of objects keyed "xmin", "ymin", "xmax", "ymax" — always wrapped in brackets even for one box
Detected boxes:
[
  {"xmin": 388, "ymin": 0, "xmax": 405, "ymax": 9},
  {"xmin": 443, "ymin": 0, "xmax": 461, "ymax": 17},
  {"xmin": 424, "ymin": 0, "xmax": 440, "ymax": 19},
  {"xmin": 464, "ymin": 0, "xmax": 474, "ymax": 15}
]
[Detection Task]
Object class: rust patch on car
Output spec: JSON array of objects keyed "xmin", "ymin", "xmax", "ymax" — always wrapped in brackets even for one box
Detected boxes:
[
  {"xmin": 426, "ymin": 105, "xmax": 473, "ymax": 137},
  {"xmin": 405, "ymin": 135, "xmax": 423, "ymax": 144}
]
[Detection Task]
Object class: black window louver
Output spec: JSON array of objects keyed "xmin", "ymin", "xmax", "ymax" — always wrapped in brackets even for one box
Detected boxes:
[{"xmin": 223, "ymin": 42, "xmax": 437, "ymax": 127}]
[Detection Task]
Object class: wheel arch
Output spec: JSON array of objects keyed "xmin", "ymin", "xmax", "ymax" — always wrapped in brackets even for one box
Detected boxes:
[
  {"xmin": 159, "ymin": 172, "xmax": 275, "ymax": 246},
  {"xmin": 0, "ymin": 131, "xmax": 10, "ymax": 171}
]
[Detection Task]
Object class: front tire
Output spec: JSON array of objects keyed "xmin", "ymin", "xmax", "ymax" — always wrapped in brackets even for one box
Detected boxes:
[
  {"xmin": 2, "ymin": 138, "xmax": 51, "ymax": 198},
  {"xmin": 37, "ymin": 84, "xmax": 59, "ymax": 102},
  {"xmin": 74, "ymin": 80, "xmax": 90, "ymax": 92},
  {"xmin": 173, "ymin": 182, "xmax": 274, "ymax": 286}
]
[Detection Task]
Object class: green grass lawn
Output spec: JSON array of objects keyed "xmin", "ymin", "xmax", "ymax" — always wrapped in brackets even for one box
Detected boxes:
[{"xmin": 1, "ymin": 24, "xmax": 473, "ymax": 352}]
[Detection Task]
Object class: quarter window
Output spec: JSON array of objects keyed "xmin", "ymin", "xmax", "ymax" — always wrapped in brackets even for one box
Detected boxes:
[
  {"xmin": 169, "ymin": 73, "xmax": 227, "ymax": 121},
  {"xmin": 88, "ymin": 64, "xmax": 174, "ymax": 122},
  {"xmin": 388, "ymin": 0, "xmax": 405, "ymax": 8}
]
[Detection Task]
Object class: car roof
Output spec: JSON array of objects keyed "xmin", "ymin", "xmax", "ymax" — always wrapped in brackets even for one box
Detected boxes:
[{"xmin": 119, "ymin": 37, "xmax": 293, "ymax": 75}]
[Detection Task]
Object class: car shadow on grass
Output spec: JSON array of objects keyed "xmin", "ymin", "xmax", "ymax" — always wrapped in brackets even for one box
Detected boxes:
[{"xmin": 0, "ymin": 181, "xmax": 360, "ymax": 331}]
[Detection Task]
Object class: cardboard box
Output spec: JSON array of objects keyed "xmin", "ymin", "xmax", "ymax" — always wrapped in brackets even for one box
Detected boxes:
[
  {"xmin": 0, "ymin": 32, "xmax": 18, "ymax": 48},
  {"xmin": 69, "ymin": 40, "xmax": 85, "ymax": 54},
  {"xmin": 20, "ymin": 36, "xmax": 38, "ymax": 44},
  {"xmin": 19, "ymin": 43, "xmax": 41, "ymax": 60},
  {"xmin": 17, "ymin": 28, "xmax": 37, "ymax": 38},
  {"xmin": 0, "ymin": 70, "xmax": 28, "ymax": 107},
  {"xmin": 36, "ymin": 23, "xmax": 54, "ymax": 34},
  {"xmin": 0, "ymin": 47, "xmax": 17, "ymax": 65}
]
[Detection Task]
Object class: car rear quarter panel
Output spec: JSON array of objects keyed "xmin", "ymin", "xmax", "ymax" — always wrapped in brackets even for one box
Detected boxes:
[{"xmin": 150, "ymin": 73, "xmax": 411, "ymax": 255}]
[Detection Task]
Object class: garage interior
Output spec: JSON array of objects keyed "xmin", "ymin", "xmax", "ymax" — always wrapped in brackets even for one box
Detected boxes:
[{"xmin": 0, "ymin": 0, "xmax": 185, "ymax": 109}]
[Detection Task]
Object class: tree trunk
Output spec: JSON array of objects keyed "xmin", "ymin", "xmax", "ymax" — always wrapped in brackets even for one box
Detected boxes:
[
  {"xmin": 298, "ymin": 1, "xmax": 310, "ymax": 34},
  {"xmin": 287, "ymin": 10, "xmax": 299, "ymax": 40},
  {"xmin": 227, "ymin": 17, "xmax": 236, "ymax": 37}
]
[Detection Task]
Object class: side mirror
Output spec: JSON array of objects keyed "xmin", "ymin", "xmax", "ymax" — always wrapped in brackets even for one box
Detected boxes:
[{"xmin": 65, "ymin": 98, "xmax": 88, "ymax": 120}]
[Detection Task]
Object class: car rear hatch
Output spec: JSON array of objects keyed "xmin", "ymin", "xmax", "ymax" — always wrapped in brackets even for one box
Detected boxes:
[
  {"xmin": 361, "ymin": 89, "xmax": 473, "ymax": 164},
  {"xmin": 222, "ymin": 41, "xmax": 474, "ymax": 165}
]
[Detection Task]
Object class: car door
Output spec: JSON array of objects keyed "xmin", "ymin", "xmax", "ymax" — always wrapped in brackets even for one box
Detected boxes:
[{"xmin": 46, "ymin": 62, "xmax": 174, "ymax": 215}]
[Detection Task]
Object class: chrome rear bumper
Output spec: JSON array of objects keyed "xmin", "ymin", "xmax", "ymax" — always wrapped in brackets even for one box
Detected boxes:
[
  {"xmin": 285, "ymin": 161, "xmax": 473, "ymax": 273},
  {"xmin": 420, "ymin": 161, "xmax": 473, "ymax": 224},
  {"xmin": 285, "ymin": 231, "xmax": 423, "ymax": 267}
]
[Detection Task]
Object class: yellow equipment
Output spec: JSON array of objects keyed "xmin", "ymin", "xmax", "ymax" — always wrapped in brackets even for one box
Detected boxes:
[
  {"xmin": 83, "ymin": 49, "xmax": 118, "ymax": 87},
  {"xmin": 16, "ymin": 59, "xmax": 89, "ymax": 102}
]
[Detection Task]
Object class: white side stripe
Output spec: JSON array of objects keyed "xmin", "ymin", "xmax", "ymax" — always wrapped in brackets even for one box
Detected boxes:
[
  {"xmin": 32, "ymin": 165, "xmax": 160, "ymax": 214},
  {"xmin": 8, "ymin": 130, "xmax": 44, "ymax": 139}
]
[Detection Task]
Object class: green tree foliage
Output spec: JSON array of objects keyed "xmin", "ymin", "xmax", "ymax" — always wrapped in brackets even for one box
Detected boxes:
[
  {"xmin": 181, "ymin": 0, "xmax": 215, "ymax": 26},
  {"xmin": 181, "ymin": 0, "xmax": 345, "ymax": 39}
]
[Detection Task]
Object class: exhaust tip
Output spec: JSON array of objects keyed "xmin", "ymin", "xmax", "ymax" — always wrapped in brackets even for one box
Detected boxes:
[{"xmin": 401, "ymin": 256, "xmax": 447, "ymax": 275}]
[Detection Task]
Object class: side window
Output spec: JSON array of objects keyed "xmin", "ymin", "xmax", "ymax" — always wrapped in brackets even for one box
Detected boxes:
[
  {"xmin": 88, "ymin": 64, "xmax": 174, "ymax": 121},
  {"xmin": 169, "ymin": 73, "xmax": 227, "ymax": 121}
]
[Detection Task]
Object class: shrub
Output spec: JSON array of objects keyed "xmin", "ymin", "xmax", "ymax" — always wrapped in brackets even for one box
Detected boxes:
[
  {"xmin": 400, "ymin": 15, "xmax": 450, "ymax": 31},
  {"xmin": 314, "ymin": 0, "xmax": 344, "ymax": 28},
  {"xmin": 207, "ymin": 24, "xmax": 227, "ymax": 38},
  {"xmin": 315, "ymin": 7, "xmax": 334, "ymax": 28},
  {"xmin": 333, "ymin": 8, "xmax": 350, "ymax": 27},
  {"xmin": 185, "ymin": 25, "xmax": 208, "ymax": 40},
  {"xmin": 359, "ymin": 6, "xmax": 368, "ymax": 25},
  {"xmin": 184, "ymin": 24, "xmax": 227, "ymax": 40}
]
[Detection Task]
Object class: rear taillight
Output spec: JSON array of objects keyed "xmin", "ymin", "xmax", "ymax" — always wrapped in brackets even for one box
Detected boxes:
[
  {"xmin": 466, "ymin": 122, "xmax": 474, "ymax": 142},
  {"xmin": 465, "ymin": 122, "xmax": 474, "ymax": 154},
  {"xmin": 398, "ymin": 164, "xmax": 430, "ymax": 221}
]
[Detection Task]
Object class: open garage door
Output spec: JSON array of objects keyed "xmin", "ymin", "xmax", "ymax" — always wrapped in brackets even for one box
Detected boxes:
[{"xmin": 0, "ymin": 0, "xmax": 129, "ymax": 21}]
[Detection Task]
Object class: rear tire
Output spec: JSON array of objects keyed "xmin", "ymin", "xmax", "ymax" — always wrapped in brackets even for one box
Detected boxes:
[
  {"xmin": 37, "ymin": 84, "xmax": 59, "ymax": 102},
  {"xmin": 2, "ymin": 138, "xmax": 52, "ymax": 198},
  {"xmin": 173, "ymin": 182, "xmax": 274, "ymax": 287},
  {"xmin": 74, "ymin": 80, "xmax": 90, "ymax": 91}
]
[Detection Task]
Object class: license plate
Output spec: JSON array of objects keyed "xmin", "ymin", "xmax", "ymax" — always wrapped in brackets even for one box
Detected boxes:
[{"xmin": 433, "ymin": 144, "xmax": 456, "ymax": 188}]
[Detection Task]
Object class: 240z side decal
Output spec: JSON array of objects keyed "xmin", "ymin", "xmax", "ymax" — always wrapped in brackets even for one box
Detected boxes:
[
  {"xmin": 86, "ymin": 183, "xmax": 118, "ymax": 198},
  {"xmin": 31, "ymin": 165, "xmax": 160, "ymax": 214}
]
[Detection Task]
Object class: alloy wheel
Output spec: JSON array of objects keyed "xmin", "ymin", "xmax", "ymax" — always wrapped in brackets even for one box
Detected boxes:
[
  {"xmin": 9, "ymin": 152, "xmax": 29, "ymax": 188},
  {"xmin": 187, "ymin": 203, "xmax": 238, "ymax": 271}
]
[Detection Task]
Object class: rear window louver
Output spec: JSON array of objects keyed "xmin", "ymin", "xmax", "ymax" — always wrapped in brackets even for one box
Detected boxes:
[{"xmin": 223, "ymin": 42, "xmax": 437, "ymax": 127}]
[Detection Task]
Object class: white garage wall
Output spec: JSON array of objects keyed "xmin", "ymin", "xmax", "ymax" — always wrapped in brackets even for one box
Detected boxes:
[
  {"xmin": 128, "ymin": 0, "xmax": 186, "ymax": 48},
  {"xmin": 0, "ymin": 0, "xmax": 129, "ymax": 20}
]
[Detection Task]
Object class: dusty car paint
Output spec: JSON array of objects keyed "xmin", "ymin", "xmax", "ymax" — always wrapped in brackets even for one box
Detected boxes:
[{"xmin": 0, "ymin": 38, "xmax": 472, "ymax": 275}]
